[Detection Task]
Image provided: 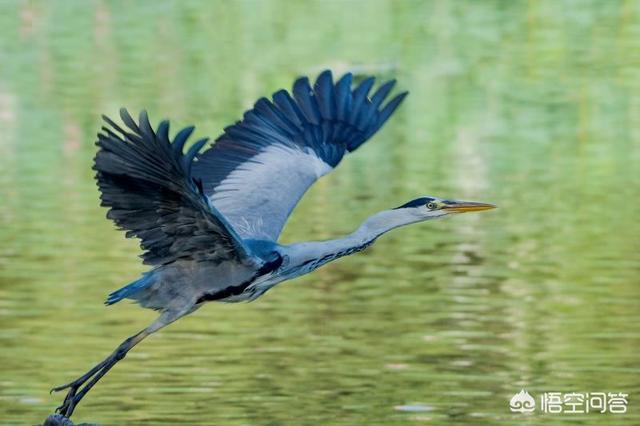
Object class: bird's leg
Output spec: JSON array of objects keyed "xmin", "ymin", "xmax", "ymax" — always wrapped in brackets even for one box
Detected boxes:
[
  {"xmin": 51, "ymin": 310, "xmax": 180, "ymax": 418},
  {"xmin": 51, "ymin": 330, "xmax": 148, "ymax": 417}
]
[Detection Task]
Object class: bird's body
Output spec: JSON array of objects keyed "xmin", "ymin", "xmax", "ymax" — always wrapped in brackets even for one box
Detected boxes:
[{"xmin": 52, "ymin": 70, "xmax": 495, "ymax": 418}]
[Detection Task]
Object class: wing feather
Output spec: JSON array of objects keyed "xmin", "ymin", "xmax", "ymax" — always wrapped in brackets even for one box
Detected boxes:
[
  {"xmin": 193, "ymin": 70, "xmax": 408, "ymax": 241},
  {"xmin": 94, "ymin": 109, "xmax": 258, "ymax": 267}
]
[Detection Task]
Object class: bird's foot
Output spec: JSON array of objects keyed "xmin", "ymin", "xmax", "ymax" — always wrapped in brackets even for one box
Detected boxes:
[
  {"xmin": 50, "ymin": 332, "xmax": 142, "ymax": 417},
  {"xmin": 51, "ymin": 376, "xmax": 87, "ymax": 417},
  {"xmin": 51, "ymin": 356, "xmax": 115, "ymax": 417},
  {"xmin": 51, "ymin": 383, "xmax": 80, "ymax": 418}
]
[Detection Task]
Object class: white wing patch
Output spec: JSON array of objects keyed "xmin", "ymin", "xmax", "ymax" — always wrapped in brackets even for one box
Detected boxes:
[{"xmin": 209, "ymin": 145, "xmax": 333, "ymax": 240}]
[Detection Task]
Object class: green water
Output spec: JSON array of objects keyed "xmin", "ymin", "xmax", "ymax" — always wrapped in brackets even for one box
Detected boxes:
[{"xmin": 1, "ymin": 1, "xmax": 639, "ymax": 425}]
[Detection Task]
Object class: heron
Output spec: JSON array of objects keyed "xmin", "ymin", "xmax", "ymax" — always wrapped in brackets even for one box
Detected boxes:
[{"xmin": 51, "ymin": 70, "xmax": 495, "ymax": 417}]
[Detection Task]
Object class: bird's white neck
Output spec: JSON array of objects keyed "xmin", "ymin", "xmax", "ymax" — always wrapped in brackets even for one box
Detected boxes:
[
  {"xmin": 351, "ymin": 208, "xmax": 424, "ymax": 242},
  {"xmin": 282, "ymin": 208, "xmax": 423, "ymax": 274}
]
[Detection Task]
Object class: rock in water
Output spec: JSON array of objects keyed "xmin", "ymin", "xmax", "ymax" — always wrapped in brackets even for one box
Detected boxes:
[
  {"xmin": 41, "ymin": 413, "xmax": 99, "ymax": 426},
  {"xmin": 42, "ymin": 414, "xmax": 73, "ymax": 426}
]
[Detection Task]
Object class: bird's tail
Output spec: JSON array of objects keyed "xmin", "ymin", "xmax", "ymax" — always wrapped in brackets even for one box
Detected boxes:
[{"xmin": 105, "ymin": 272, "xmax": 154, "ymax": 305}]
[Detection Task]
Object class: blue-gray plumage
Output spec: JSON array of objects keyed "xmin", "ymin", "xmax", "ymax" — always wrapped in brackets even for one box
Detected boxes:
[{"xmin": 52, "ymin": 70, "xmax": 495, "ymax": 418}]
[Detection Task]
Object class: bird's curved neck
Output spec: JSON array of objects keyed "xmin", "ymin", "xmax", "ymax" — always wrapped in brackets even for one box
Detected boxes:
[
  {"xmin": 282, "ymin": 209, "xmax": 421, "ymax": 273},
  {"xmin": 351, "ymin": 208, "xmax": 422, "ymax": 242}
]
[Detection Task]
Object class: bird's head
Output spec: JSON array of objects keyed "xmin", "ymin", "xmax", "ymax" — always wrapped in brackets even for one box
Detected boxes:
[{"xmin": 394, "ymin": 196, "xmax": 496, "ymax": 220}]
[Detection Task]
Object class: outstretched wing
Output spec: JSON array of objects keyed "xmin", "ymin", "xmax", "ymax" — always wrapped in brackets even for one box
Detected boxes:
[
  {"xmin": 94, "ymin": 109, "xmax": 259, "ymax": 267},
  {"xmin": 192, "ymin": 70, "xmax": 408, "ymax": 241}
]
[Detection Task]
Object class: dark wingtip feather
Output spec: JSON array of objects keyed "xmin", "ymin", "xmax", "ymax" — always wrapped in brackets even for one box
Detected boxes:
[
  {"xmin": 119, "ymin": 108, "xmax": 140, "ymax": 133},
  {"xmin": 173, "ymin": 126, "xmax": 195, "ymax": 154},
  {"xmin": 353, "ymin": 76, "xmax": 376, "ymax": 98},
  {"xmin": 317, "ymin": 69, "xmax": 333, "ymax": 81},
  {"xmin": 370, "ymin": 91, "xmax": 409, "ymax": 137},
  {"xmin": 157, "ymin": 120, "xmax": 170, "ymax": 145},
  {"xmin": 293, "ymin": 76, "xmax": 312, "ymax": 93},
  {"xmin": 272, "ymin": 89, "xmax": 305, "ymax": 128},
  {"xmin": 315, "ymin": 70, "xmax": 334, "ymax": 91},
  {"xmin": 292, "ymin": 76, "xmax": 321, "ymax": 124},
  {"xmin": 370, "ymin": 79, "xmax": 396, "ymax": 107},
  {"xmin": 102, "ymin": 114, "xmax": 127, "ymax": 136},
  {"xmin": 334, "ymin": 73, "xmax": 353, "ymax": 120},
  {"xmin": 184, "ymin": 137, "xmax": 208, "ymax": 170},
  {"xmin": 380, "ymin": 91, "xmax": 408, "ymax": 117},
  {"xmin": 335, "ymin": 72, "xmax": 353, "ymax": 87},
  {"xmin": 349, "ymin": 76, "xmax": 376, "ymax": 126},
  {"xmin": 314, "ymin": 70, "xmax": 336, "ymax": 120},
  {"xmin": 138, "ymin": 110, "xmax": 156, "ymax": 139}
]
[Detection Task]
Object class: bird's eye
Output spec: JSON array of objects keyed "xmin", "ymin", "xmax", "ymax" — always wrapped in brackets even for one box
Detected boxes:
[{"xmin": 427, "ymin": 202, "xmax": 438, "ymax": 210}]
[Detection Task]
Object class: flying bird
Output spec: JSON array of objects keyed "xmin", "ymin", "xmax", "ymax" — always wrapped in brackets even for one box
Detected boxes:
[{"xmin": 52, "ymin": 70, "xmax": 495, "ymax": 417}]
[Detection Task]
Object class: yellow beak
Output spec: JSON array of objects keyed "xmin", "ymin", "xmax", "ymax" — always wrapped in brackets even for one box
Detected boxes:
[{"xmin": 443, "ymin": 201, "xmax": 497, "ymax": 213}]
